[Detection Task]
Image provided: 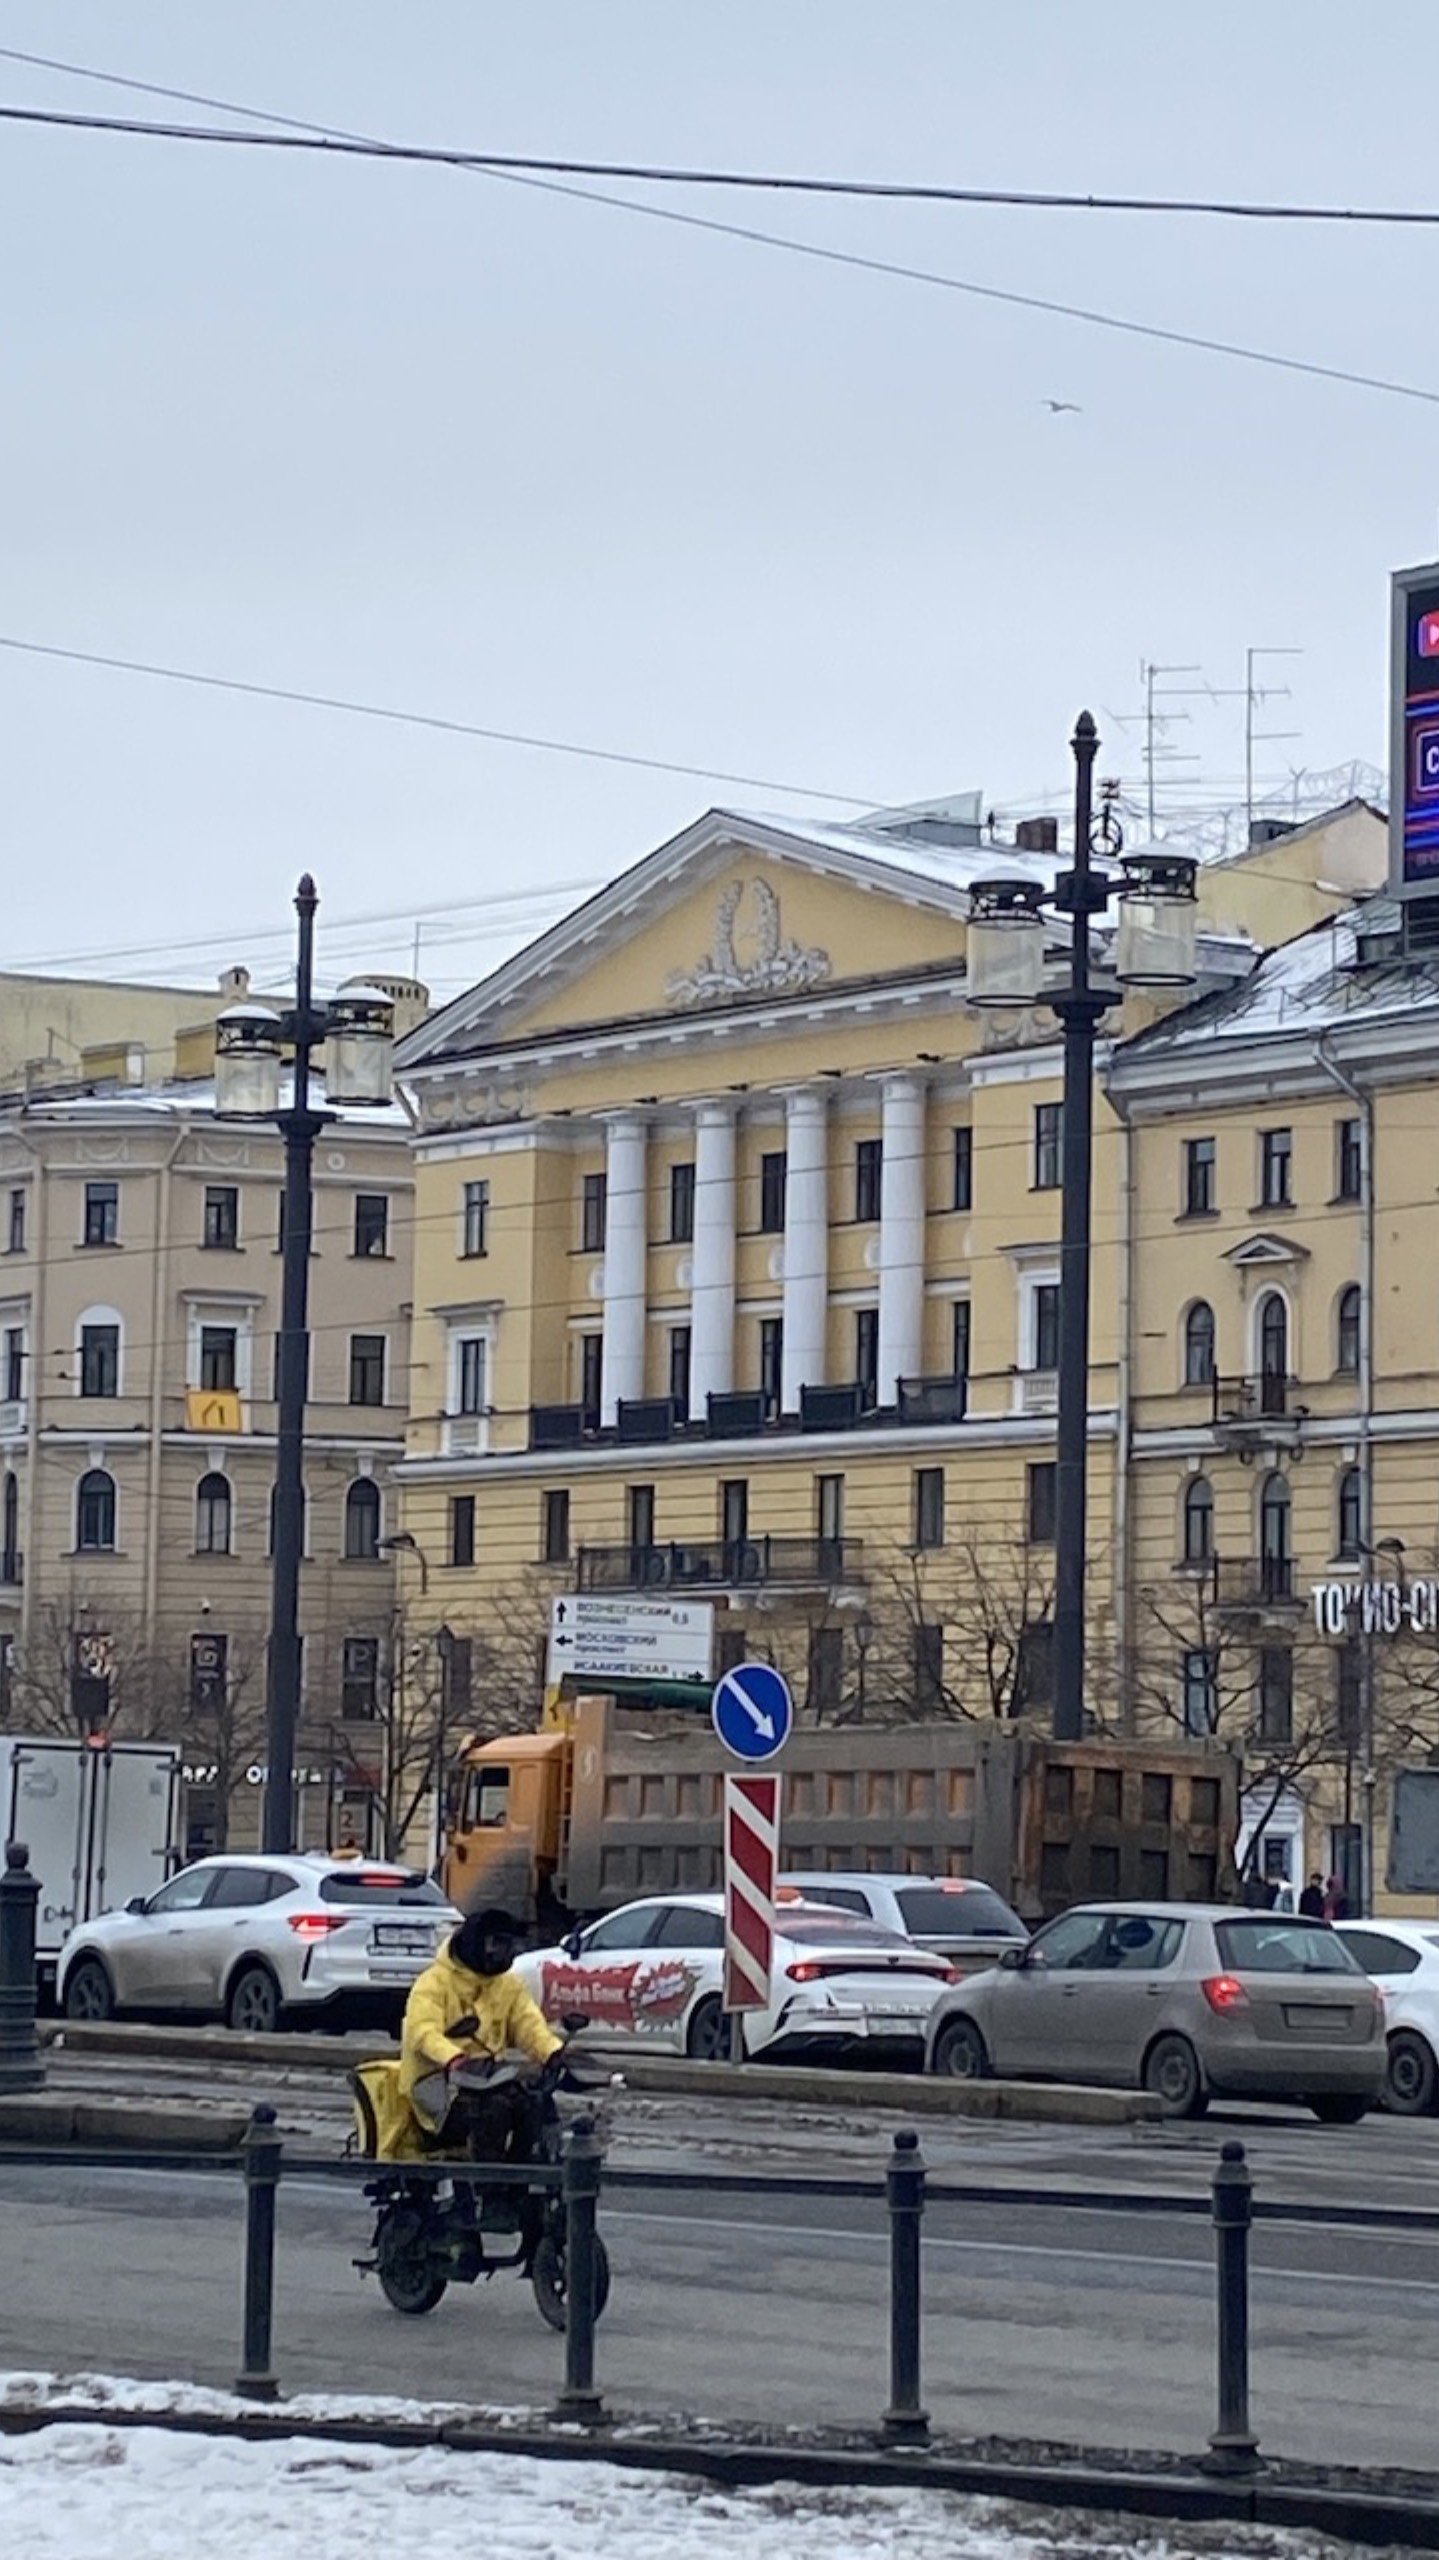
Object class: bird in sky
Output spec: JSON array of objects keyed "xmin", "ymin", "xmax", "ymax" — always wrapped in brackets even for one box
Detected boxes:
[{"xmin": 1043, "ymin": 398, "xmax": 1082, "ymax": 414}]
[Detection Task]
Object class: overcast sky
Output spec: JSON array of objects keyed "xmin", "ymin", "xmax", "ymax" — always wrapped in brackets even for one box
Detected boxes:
[{"xmin": 3, "ymin": 1, "xmax": 1437, "ymax": 1002}]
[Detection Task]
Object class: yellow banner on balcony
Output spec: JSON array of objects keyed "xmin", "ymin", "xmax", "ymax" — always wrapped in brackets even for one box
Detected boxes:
[{"xmin": 186, "ymin": 1388, "xmax": 244, "ymax": 1434}]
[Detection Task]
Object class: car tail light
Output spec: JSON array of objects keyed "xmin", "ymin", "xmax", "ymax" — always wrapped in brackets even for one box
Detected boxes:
[
  {"xmin": 786, "ymin": 1960, "xmax": 823, "ymax": 1982},
  {"xmin": 942, "ymin": 1966, "xmax": 962, "ymax": 1983},
  {"xmin": 288, "ymin": 1914, "xmax": 349, "ymax": 1941},
  {"xmin": 1201, "ymin": 1973, "xmax": 1249, "ymax": 2014}
]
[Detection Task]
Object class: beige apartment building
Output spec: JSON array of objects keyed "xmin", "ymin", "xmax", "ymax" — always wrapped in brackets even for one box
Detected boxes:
[
  {"xmin": 390, "ymin": 792, "xmax": 1385, "ymax": 1852},
  {"xmin": 0, "ymin": 992, "xmax": 419, "ymax": 1857}
]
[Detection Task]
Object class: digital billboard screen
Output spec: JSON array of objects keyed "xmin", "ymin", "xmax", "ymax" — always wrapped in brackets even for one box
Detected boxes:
[{"xmin": 1393, "ymin": 565, "xmax": 1439, "ymax": 888}]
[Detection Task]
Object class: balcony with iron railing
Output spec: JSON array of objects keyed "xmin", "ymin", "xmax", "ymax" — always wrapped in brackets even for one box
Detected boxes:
[
  {"xmin": 1211, "ymin": 1373, "xmax": 1305, "ymax": 1437},
  {"xmin": 576, "ymin": 1535, "xmax": 864, "ymax": 1594},
  {"xmin": 1208, "ymin": 1554, "xmax": 1299, "ymax": 1612},
  {"xmin": 528, "ymin": 1377, "xmax": 971, "ymax": 1451}
]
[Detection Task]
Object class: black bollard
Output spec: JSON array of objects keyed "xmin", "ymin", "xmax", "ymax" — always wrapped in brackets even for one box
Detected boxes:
[
  {"xmin": 880, "ymin": 2127, "xmax": 930, "ymax": 2445},
  {"xmin": 236, "ymin": 2103, "xmax": 283, "ymax": 2402},
  {"xmin": 554, "ymin": 2114, "xmax": 605, "ymax": 2424},
  {"xmin": 0, "ymin": 1842, "xmax": 43, "ymax": 2094},
  {"xmin": 1202, "ymin": 2138, "xmax": 1261, "ymax": 2475}
]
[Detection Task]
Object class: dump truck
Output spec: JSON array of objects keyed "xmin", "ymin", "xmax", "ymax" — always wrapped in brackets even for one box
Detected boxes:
[{"xmin": 440, "ymin": 1696, "xmax": 1240, "ymax": 1929}]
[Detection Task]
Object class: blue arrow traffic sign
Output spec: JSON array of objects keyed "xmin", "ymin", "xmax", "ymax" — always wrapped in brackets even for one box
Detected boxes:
[{"xmin": 711, "ymin": 1661, "xmax": 794, "ymax": 1764}]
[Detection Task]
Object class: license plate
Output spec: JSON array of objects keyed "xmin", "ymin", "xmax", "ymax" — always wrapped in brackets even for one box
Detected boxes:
[
  {"xmin": 1282, "ymin": 2004, "xmax": 1350, "ymax": 2036},
  {"xmin": 372, "ymin": 1924, "xmax": 432, "ymax": 1955}
]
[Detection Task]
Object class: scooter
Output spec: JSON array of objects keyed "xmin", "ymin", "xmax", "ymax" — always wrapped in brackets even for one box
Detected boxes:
[{"xmin": 355, "ymin": 2041, "xmax": 612, "ymax": 2330}]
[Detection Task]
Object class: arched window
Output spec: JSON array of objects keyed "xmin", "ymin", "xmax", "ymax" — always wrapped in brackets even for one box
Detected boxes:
[
  {"xmin": 195, "ymin": 1471, "xmax": 232, "ymax": 1556},
  {"xmin": 1183, "ymin": 1301, "xmax": 1216, "ymax": 1388},
  {"xmin": 343, "ymin": 1477, "xmax": 381, "ymax": 1562},
  {"xmin": 1, "ymin": 1471, "xmax": 17, "ymax": 1584},
  {"xmin": 1183, "ymin": 1475, "xmax": 1214, "ymax": 1565},
  {"xmin": 1336, "ymin": 1285, "xmax": 1361, "ymax": 1376},
  {"xmin": 1259, "ymin": 1471, "xmax": 1291, "ymax": 1600},
  {"xmin": 1257, "ymin": 1291, "xmax": 1289, "ymax": 1415},
  {"xmin": 76, "ymin": 1467, "xmax": 116, "ymax": 1553},
  {"xmin": 1337, "ymin": 1467, "xmax": 1364, "ymax": 1560}
]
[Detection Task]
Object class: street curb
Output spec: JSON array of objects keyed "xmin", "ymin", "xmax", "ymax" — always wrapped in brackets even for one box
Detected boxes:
[
  {"xmin": 40, "ymin": 2022, "xmax": 1158, "ymax": 2124},
  {"xmin": 0, "ymin": 2400, "xmax": 1435, "ymax": 2551},
  {"xmin": 0, "ymin": 2095, "xmax": 249, "ymax": 2150}
]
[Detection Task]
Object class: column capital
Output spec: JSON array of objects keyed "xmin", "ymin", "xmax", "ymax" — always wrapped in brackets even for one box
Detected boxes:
[
  {"xmin": 781, "ymin": 1085, "xmax": 830, "ymax": 1121},
  {"xmin": 880, "ymin": 1071, "xmax": 928, "ymax": 1103},
  {"xmin": 693, "ymin": 1097, "xmax": 738, "ymax": 1131}
]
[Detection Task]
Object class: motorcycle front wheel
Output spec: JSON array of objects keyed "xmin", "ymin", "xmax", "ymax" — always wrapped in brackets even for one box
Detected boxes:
[
  {"xmin": 530, "ymin": 2229, "xmax": 611, "ymax": 2334},
  {"xmin": 375, "ymin": 2207, "xmax": 448, "ymax": 2316}
]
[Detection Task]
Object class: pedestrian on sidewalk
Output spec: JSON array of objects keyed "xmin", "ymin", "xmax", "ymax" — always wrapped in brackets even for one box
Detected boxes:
[{"xmin": 1299, "ymin": 1873, "xmax": 1326, "ymax": 1918}]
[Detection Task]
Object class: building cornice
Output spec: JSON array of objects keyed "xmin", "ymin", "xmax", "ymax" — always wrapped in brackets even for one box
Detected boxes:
[{"xmin": 395, "ymin": 1408, "xmax": 1119, "ymax": 1485}]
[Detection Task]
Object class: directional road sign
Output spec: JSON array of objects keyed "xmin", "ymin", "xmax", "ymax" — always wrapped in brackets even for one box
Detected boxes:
[
  {"xmin": 546, "ymin": 1593, "xmax": 715, "ymax": 1690},
  {"xmin": 711, "ymin": 1660, "xmax": 794, "ymax": 1765}
]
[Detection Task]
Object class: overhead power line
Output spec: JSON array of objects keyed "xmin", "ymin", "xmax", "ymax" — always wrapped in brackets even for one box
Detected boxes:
[
  {"xmin": 5, "ymin": 94, "xmax": 1439, "ymax": 228},
  {"xmin": 0, "ymin": 635, "xmax": 879, "ymax": 809},
  {"xmin": 3, "ymin": 48, "xmax": 1433, "ymax": 408}
]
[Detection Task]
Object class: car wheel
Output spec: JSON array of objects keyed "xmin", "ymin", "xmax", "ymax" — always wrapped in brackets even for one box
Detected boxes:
[
  {"xmin": 1143, "ymin": 2034, "xmax": 1207, "ymax": 2119},
  {"xmin": 63, "ymin": 1957, "xmax": 115, "ymax": 2023},
  {"xmin": 1308, "ymin": 2093, "xmax": 1369, "ymax": 2126},
  {"xmin": 1386, "ymin": 2030, "xmax": 1439, "ymax": 2117},
  {"xmin": 685, "ymin": 1995, "xmax": 727, "ymax": 2061},
  {"xmin": 931, "ymin": 2017, "xmax": 990, "ymax": 2081},
  {"xmin": 226, "ymin": 1964, "xmax": 281, "ymax": 2036}
]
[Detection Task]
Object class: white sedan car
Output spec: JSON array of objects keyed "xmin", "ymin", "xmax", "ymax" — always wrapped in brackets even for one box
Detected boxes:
[
  {"xmin": 1335, "ymin": 1917, "xmax": 1439, "ymax": 2114},
  {"xmin": 58, "ymin": 1853, "xmax": 461, "ymax": 2035},
  {"xmin": 515, "ymin": 1891, "xmax": 954, "ymax": 2062}
]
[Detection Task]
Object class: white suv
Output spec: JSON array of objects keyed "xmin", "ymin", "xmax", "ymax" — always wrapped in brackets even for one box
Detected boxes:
[{"xmin": 58, "ymin": 1854, "xmax": 461, "ymax": 2035}]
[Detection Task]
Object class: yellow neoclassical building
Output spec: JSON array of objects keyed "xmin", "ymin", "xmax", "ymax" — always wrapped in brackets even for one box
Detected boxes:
[{"xmin": 392, "ymin": 791, "xmax": 1384, "ymax": 1798}]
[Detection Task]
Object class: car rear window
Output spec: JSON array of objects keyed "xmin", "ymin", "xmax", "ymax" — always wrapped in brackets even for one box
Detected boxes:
[
  {"xmin": 318, "ymin": 1869, "xmax": 449, "ymax": 1906},
  {"xmin": 782, "ymin": 1911, "xmax": 912, "ymax": 1947},
  {"xmin": 1215, "ymin": 1918, "xmax": 1363, "ymax": 1976},
  {"xmin": 896, "ymin": 1885, "xmax": 1025, "ymax": 1938},
  {"xmin": 784, "ymin": 1884, "xmax": 872, "ymax": 1915}
]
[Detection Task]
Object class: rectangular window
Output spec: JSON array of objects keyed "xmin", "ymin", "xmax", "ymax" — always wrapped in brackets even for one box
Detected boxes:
[
  {"xmin": 759, "ymin": 1150, "xmax": 787, "ymax": 1234},
  {"xmin": 855, "ymin": 1307, "xmax": 879, "ymax": 1408},
  {"xmin": 914, "ymin": 1620, "xmax": 945, "ymax": 1713},
  {"xmin": 1335, "ymin": 1641, "xmax": 1363, "ymax": 1744},
  {"xmin": 1032, "ymin": 1102, "xmax": 1061, "ymax": 1190},
  {"xmin": 914, "ymin": 1466, "xmax": 946, "ymax": 1551},
  {"xmin": 542, "ymin": 1488, "xmax": 570, "ymax": 1564},
  {"xmin": 628, "ymin": 1483, "xmax": 655, "ymax": 1552},
  {"xmin": 1336, "ymin": 1118, "xmax": 1363, "ymax": 1204},
  {"xmin": 759, "ymin": 1317, "xmax": 783, "ymax": 1419},
  {"xmin": 1184, "ymin": 1136, "xmax": 1216, "ymax": 1216},
  {"xmin": 581, "ymin": 1172, "xmax": 607, "ymax": 1253},
  {"xmin": 1015, "ymin": 1619, "xmax": 1054, "ymax": 1714},
  {"xmin": 952, "ymin": 1126, "xmax": 973, "ymax": 1213},
  {"xmin": 349, "ymin": 1333, "xmax": 387, "ymax": 1407},
  {"xmin": 353, "ymin": 1194, "xmax": 389, "ymax": 1258},
  {"xmin": 578, "ymin": 1331, "xmax": 602, "ymax": 1424},
  {"xmin": 1258, "ymin": 1645, "xmax": 1294, "ymax": 1744},
  {"xmin": 461, "ymin": 1178, "xmax": 490, "ymax": 1258},
  {"xmin": 199, "ymin": 1325, "xmax": 237, "ymax": 1392},
  {"xmin": 79, "ymin": 1323, "xmax": 119, "ymax": 1399},
  {"xmin": 449, "ymin": 1494, "xmax": 476, "ymax": 1569},
  {"xmin": 854, "ymin": 1137, "xmax": 883, "ymax": 1223},
  {"xmin": 1259, "ymin": 1127, "xmax": 1293, "ymax": 1209},
  {"xmin": 669, "ymin": 1161, "xmax": 696, "ymax": 1245},
  {"xmin": 721, "ymin": 1478, "xmax": 749, "ymax": 1546},
  {"xmin": 1032, "ymin": 1282, "xmax": 1060, "ymax": 1373},
  {"xmin": 3, "ymin": 1328, "xmax": 23, "ymax": 1404},
  {"xmin": 455, "ymin": 1336, "xmax": 486, "ymax": 1416},
  {"xmin": 1026, "ymin": 1460, "xmax": 1057, "ymax": 1544},
  {"xmin": 341, "ymin": 1635, "xmax": 380, "ymax": 1722},
  {"xmin": 668, "ymin": 1325, "xmax": 692, "ymax": 1415},
  {"xmin": 809, "ymin": 1623, "xmax": 843, "ymax": 1716},
  {"xmin": 1182, "ymin": 1647, "xmax": 1218, "ymax": 1736},
  {"xmin": 203, "ymin": 1185, "xmax": 239, "ymax": 1250},
  {"xmin": 7, "ymin": 1189, "xmax": 24, "ymax": 1254},
  {"xmin": 952, "ymin": 1299, "xmax": 972, "ymax": 1381},
  {"xmin": 83, "ymin": 1181, "xmax": 119, "ymax": 1247},
  {"xmin": 816, "ymin": 1473, "xmax": 845, "ymax": 1543}
]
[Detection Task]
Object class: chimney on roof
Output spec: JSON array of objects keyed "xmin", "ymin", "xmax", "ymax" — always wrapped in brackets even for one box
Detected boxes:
[
  {"xmin": 219, "ymin": 966, "xmax": 251, "ymax": 1000},
  {"xmin": 1015, "ymin": 816, "xmax": 1059, "ymax": 856}
]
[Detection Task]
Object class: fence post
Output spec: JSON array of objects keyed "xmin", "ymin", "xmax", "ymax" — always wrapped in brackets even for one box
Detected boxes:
[
  {"xmin": 880, "ymin": 2127, "xmax": 930, "ymax": 2446},
  {"xmin": 1203, "ymin": 2138, "xmax": 1261, "ymax": 2475},
  {"xmin": 236, "ymin": 2102, "xmax": 283, "ymax": 2403},
  {"xmin": 0, "ymin": 1842, "xmax": 43, "ymax": 2095},
  {"xmin": 554, "ymin": 2114, "xmax": 605, "ymax": 2424}
]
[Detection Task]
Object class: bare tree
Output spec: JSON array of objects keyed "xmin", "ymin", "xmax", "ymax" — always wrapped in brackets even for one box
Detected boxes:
[{"xmin": 5, "ymin": 1594, "xmax": 182, "ymax": 1740}]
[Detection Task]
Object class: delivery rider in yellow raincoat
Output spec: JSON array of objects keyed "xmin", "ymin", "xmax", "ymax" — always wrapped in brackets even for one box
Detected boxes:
[{"xmin": 400, "ymin": 1906, "xmax": 561, "ymax": 2132}]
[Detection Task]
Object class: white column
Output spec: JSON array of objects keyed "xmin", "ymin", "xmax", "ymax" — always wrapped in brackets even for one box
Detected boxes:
[
  {"xmin": 600, "ymin": 1115, "xmax": 648, "ymax": 1424},
  {"xmin": 689, "ymin": 1103, "xmax": 736, "ymax": 1418},
  {"xmin": 781, "ymin": 1089, "xmax": 829, "ymax": 1411},
  {"xmin": 877, "ymin": 1075, "xmax": 928, "ymax": 1399}
]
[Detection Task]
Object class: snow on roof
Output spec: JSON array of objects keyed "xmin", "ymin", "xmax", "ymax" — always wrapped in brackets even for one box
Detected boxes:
[
  {"xmin": 1115, "ymin": 896, "xmax": 1433, "ymax": 1059},
  {"xmin": 10, "ymin": 1074, "xmax": 410, "ymax": 1132},
  {"xmin": 726, "ymin": 807, "xmax": 1058, "ymax": 895}
]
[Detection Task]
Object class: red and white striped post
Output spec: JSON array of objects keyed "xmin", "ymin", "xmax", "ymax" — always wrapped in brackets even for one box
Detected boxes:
[{"xmin": 723, "ymin": 1771, "xmax": 782, "ymax": 2035}]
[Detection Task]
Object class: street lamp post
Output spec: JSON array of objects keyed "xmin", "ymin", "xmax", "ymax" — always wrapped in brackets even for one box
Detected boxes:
[
  {"xmin": 215, "ymin": 876, "xmax": 394, "ymax": 1854},
  {"xmin": 968, "ymin": 715, "xmax": 1200, "ymax": 1743}
]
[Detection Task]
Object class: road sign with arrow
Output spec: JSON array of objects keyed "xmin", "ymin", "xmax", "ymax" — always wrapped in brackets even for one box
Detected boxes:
[
  {"xmin": 711, "ymin": 1661, "xmax": 794, "ymax": 1765},
  {"xmin": 546, "ymin": 1593, "xmax": 714, "ymax": 1689}
]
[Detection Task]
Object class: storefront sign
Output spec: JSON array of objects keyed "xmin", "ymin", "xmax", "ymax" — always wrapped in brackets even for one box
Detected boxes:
[{"xmin": 1311, "ymin": 1578, "xmax": 1439, "ymax": 1637}]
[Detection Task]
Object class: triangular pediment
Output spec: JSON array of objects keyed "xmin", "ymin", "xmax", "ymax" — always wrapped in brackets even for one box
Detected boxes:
[
  {"xmin": 398, "ymin": 807, "xmax": 995, "ymax": 1072},
  {"xmin": 1222, "ymin": 1232, "xmax": 1310, "ymax": 1269}
]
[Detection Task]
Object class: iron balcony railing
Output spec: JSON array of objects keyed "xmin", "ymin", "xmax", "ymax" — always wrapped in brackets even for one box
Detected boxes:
[
  {"xmin": 1210, "ymin": 1554, "xmax": 1298, "ymax": 1609},
  {"xmin": 1212, "ymin": 1372, "xmax": 1294, "ymax": 1425},
  {"xmin": 576, "ymin": 1535, "xmax": 864, "ymax": 1593},
  {"xmin": 896, "ymin": 1375, "xmax": 969, "ymax": 1425}
]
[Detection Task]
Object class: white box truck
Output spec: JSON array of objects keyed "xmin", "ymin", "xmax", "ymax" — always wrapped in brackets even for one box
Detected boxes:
[{"xmin": 2, "ymin": 1736, "xmax": 181, "ymax": 1994}]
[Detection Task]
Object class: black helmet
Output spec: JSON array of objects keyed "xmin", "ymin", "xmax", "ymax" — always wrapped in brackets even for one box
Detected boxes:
[{"xmin": 452, "ymin": 1906, "xmax": 524, "ymax": 1975}]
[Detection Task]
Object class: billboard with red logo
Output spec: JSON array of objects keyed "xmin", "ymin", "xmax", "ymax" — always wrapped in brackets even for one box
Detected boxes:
[{"xmin": 1391, "ymin": 561, "xmax": 1439, "ymax": 890}]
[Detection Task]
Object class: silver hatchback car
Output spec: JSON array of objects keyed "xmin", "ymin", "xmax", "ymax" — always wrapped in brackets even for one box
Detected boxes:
[{"xmin": 923, "ymin": 1902, "xmax": 1385, "ymax": 2121}]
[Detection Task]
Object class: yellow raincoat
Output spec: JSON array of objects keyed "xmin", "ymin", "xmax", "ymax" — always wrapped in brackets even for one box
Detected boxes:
[{"xmin": 351, "ymin": 1941, "xmax": 562, "ymax": 2161}]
